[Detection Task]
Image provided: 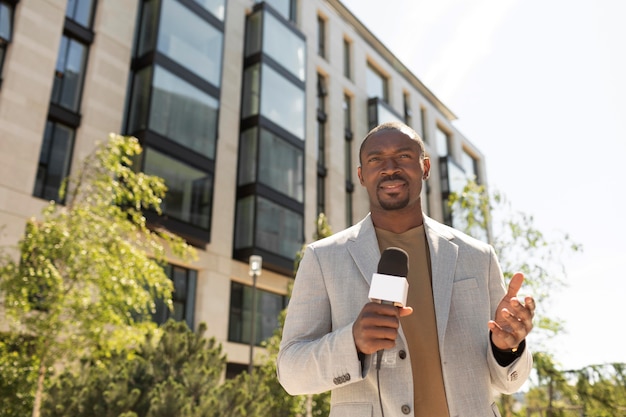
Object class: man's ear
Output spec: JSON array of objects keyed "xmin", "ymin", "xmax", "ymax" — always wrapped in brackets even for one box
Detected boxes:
[
  {"xmin": 423, "ymin": 157, "xmax": 431, "ymax": 180},
  {"xmin": 357, "ymin": 166, "xmax": 364, "ymax": 185}
]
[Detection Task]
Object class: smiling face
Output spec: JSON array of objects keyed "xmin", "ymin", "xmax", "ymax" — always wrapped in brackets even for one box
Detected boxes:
[{"xmin": 357, "ymin": 125, "xmax": 430, "ymax": 219}]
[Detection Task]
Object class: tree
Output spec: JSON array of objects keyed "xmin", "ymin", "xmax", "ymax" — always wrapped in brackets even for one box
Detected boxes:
[
  {"xmin": 42, "ymin": 320, "xmax": 229, "ymax": 417},
  {"xmin": 447, "ymin": 179, "xmax": 583, "ymax": 416},
  {"xmin": 448, "ymin": 179, "xmax": 582, "ymax": 345},
  {"xmin": 0, "ymin": 134, "xmax": 196, "ymax": 417}
]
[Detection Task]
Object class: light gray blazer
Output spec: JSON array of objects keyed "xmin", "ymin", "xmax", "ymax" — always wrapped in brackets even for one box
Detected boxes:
[{"xmin": 277, "ymin": 214, "xmax": 532, "ymax": 417}]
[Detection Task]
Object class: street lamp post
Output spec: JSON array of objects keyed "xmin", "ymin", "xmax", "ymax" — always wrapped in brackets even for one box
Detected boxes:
[{"xmin": 248, "ymin": 255, "xmax": 262, "ymax": 374}]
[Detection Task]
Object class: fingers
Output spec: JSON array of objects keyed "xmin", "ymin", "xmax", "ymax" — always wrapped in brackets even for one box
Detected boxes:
[
  {"xmin": 353, "ymin": 302, "xmax": 408, "ymax": 355},
  {"xmin": 506, "ymin": 272, "xmax": 525, "ymax": 297}
]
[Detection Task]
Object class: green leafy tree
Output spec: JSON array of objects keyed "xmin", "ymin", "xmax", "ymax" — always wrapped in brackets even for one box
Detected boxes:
[
  {"xmin": 447, "ymin": 179, "xmax": 583, "ymax": 416},
  {"xmin": 42, "ymin": 320, "xmax": 227, "ymax": 417},
  {"xmin": 0, "ymin": 134, "xmax": 196, "ymax": 417},
  {"xmin": 448, "ymin": 179, "xmax": 582, "ymax": 345}
]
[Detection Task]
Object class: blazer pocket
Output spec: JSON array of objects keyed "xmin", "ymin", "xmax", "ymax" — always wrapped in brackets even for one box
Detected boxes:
[{"xmin": 329, "ymin": 402, "xmax": 373, "ymax": 417}]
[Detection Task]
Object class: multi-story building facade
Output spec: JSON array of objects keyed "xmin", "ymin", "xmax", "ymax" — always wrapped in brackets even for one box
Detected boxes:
[{"xmin": 0, "ymin": 0, "xmax": 486, "ymax": 375}]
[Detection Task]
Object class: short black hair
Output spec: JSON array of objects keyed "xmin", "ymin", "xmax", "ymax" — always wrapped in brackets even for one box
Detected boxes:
[{"xmin": 358, "ymin": 121, "xmax": 426, "ymax": 165}]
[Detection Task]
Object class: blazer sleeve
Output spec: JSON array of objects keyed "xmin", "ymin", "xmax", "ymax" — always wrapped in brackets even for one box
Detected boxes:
[
  {"xmin": 485, "ymin": 246, "xmax": 533, "ymax": 394},
  {"xmin": 276, "ymin": 244, "xmax": 365, "ymax": 395}
]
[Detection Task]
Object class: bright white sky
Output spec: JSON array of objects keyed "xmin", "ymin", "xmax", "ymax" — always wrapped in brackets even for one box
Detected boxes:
[{"xmin": 341, "ymin": 0, "xmax": 626, "ymax": 371}]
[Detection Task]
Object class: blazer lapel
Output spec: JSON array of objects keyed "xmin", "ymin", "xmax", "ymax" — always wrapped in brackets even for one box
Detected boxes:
[
  {"xmin": 347, "ymin": 214, "xmax": 380, "ymax": 286},
  {"xmin": 424, "ymin": 217, "xmax": 458, "ymax": 350}
]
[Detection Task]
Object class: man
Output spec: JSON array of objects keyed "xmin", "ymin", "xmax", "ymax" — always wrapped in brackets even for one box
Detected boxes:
[{"xmin": 277, "ymin": 121, "xmax": 534, "ymax": 417}]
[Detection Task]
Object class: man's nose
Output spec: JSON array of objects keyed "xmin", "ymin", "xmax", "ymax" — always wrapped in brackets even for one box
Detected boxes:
[{"xmin": 381, "ymin": 158, "xmax": 400, "ymax": 174}]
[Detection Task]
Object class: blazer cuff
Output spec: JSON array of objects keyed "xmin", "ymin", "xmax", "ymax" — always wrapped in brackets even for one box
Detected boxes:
[{"xmin": 490, "ymin": 332, "xmax": 526, "ymax": 367}]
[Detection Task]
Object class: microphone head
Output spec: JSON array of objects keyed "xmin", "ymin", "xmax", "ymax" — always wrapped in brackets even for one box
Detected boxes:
[{"xmin": 377, "ymin": 247, "xmax": 408, "ymax": 277}]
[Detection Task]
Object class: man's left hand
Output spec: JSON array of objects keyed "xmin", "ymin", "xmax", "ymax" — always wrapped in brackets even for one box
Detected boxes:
[{"xmin": 488, "ymin": 272, "xmax": 535, "ymax": 351}]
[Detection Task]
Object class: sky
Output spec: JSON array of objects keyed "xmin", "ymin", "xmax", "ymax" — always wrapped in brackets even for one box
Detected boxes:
[{"xmin": 341, "ymin": 0, "xmax": 626, "ymax": 372}]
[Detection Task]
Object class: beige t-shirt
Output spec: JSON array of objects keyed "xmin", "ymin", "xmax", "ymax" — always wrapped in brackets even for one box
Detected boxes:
[{"xmin": 376, "ymin": 226, "xmax": 450, "ymax": 417}]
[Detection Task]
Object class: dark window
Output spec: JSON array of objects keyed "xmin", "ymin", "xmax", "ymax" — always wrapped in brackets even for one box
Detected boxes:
[
  {"xmin": 238, "ymin": 127, "xmax": 303, "ymax": 202},
  {"xmin": 193, "ymin": 0, "xmax": 225, "ymax": 21},
  {"xmin": 343, "ymin": 94, "xmax": 354, "ymax": 226},
  {"xmin": 0, "ymin": 0, "xmax": 15, "ymax": 88},
  {"xmin": 51, "ymin": 35, "xmax": 88, "ymax": 112},
  {"xmin": 403, "ymin": 91, "xmax": 412, "ymax": 126},
  {"xmin": 150, "ymin": 0, "xmax": 223, "ymax": 86},
  {"xmin": 436, "ymin": 126, "xmax": 450, "ymax": 157},
  {"xmin": 317, "ymin": 15, "xmax": 326, "ymax": 58},
  {"xmin": 33, "ymin": 121, "xmax": 75, "ymax": 202},
  {"xmin": 66, "ymin": 0, "xmax": 96, "ymax": 27},
  {"xmin": 228, "ymin": 281, "xmax": 286, "ymax": 346},
  {"xmin": 128, "ymin": 65, "xmax": 219, "ymax": 159},
  {"xmin": 366, "ymin": 63, "xmax": 388, "ymax": 102},
  {"xmin": 255, "ymin": 0, "xmax": 294, "ymax": 22},
  {"xmin": 234, "ymin": 195, "xmax": 303, "ymax": 261},
  {"xmin": 143, "ymin": 147, "xmax": 213, "ymax": 230},
  {"xmin": 152, "ymin": 264, "xmax": 197, "ymax": 330},
  {"xmin": 316, "ymin": 73, "xmax": 327, "ymax": 216},
  {"xmin": 420, "ymin": 107, "xmax": 428, "ymax": 143},
  {"xmin": 242, "ymin": 63, "xmax": 305, "ymax": 140},
  {"xmin": 343, "ymin": 38, "xmax": 351, "ymax": 79}
]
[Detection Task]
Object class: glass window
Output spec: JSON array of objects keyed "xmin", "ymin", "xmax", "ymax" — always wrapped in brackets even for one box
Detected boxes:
[
  {"xmin": 234, "ymin": 196, "xmax": 303, "ymax": 259},
  {"xmin": 143, "ymin": 148, "xmax": 213, "ymax": 229},
  {"xmin": 246, "ymin": 10, "xmax": 304, "ymax": 81},
  {"xmin": 65, "ymin": 0, "xmax": 96, "ymax": 28},
  {"xmin": 343, "ymin": 38, "xmax": 351, "ymax": 79},
  {"xmin": 461, "ymin": 149, "xmax": 478, "ymax": 181},
  {"xmin": 257, "ymin": 196, "xmax": 302, "ymax": 258},
  {"xmin": 261, "ymin": 64, "xmax": 304, "ymax": 139},
  {"xmin": 0, "ymin": 1, "xmax": 13, "ymax": 42},
  {"xmin": 255, "ymin": 0, "xmax": 293, "ymax": 22},
  {"xmin": 234, "ymin": 195, "xmax": 254, "ymax": 249},
  {"xmin": 238, "ymin": 127, "xmax": 303, "ymax": 201},
  {"xmin": 51, "ymin": 36, "xmax": 88, "ymax": 112},
  {"xmin": 366, "ymin": 64, "xmax": 388, "ymax": 102},
  {"xmin": 242, "ymin": 63, "xmax": 304, "ymax": 140},
  {"xmin": 241, "ymin": 63, "xmax": 260, "ymax": 119},
  {"xmin": 152, "ymin": 264, "xmax": 197, "ymax": 329},
  {"xmin": 155, "ymin": 0, "xmax": 224, "ymax": 86},
  {"xmin": 150, "ymin": 66, "xmax": 219, "ymax": 159},
  {"xmin": 403, "ymin": 92, "xmax": 412, "ymax": 126},
  {"xmin": 420, "ymin": 107, "xmax": 428, "ymax": 143},
  {"xmin": 33, "ymin": 121, "xmax": 75, "ymax": 202},
  {"xmin": 259, "ymin": 129, "xmax": 303, "ymax": 202},
  {"xmin": 127, "ymin": 66, "xmax": 152, "ymax": 134},
  {"xmin": 317, "ymin": 15, "xmax": 326, "ymax": 58},
  {"xmin": 136, "ymin": 0, "xmax": 159, "ymax": 57},
  {"xmin": 435, "ymin": 127, "xmax": 450, "ymax": 157},
  {"xmin": 0, "ymin": 1, "xmax": 12, "ymax": 83},
  {"xmin": 193, "ymin": 0, "xmax": 225, "ymax": 21},
  {"xmin": 228, "ymin": 281, "xmax": 286, "ymax": 346}
]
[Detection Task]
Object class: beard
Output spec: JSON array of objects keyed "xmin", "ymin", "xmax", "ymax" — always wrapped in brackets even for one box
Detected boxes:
[
  {"xmin": 376, "ymin": 174, "xmax": 411, "ymax": 210},
  {"xmin": 377, "ymin": 192, "xmax": 410, "ymax": 210}
]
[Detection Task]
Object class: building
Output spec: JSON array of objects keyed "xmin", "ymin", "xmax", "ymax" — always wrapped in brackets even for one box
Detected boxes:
[{"xmin": 0, "ymin": 0, "xmax": 486, "ymax": 375}]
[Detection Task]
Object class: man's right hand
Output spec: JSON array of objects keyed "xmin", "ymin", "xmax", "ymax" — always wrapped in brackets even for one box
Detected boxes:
[{"xmin": 352, "ymin": 302, "xmax": 413, "ymax": 355}]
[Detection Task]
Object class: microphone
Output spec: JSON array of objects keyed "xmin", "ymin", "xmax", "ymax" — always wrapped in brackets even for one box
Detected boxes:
[
  {"xmin": 368, "ymin": 247, "xmax": 410, "ymax": 373},
  {"xmin": 368, "ymin": 247, "xmax": 409, "ymax": 307}
]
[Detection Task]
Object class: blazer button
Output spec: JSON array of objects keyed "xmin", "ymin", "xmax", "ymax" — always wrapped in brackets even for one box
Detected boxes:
[
  {"xmin": 401, "ymin": 404, "xmax": 411, "ymax": 414},
  {"xmin": 399, "ymin": 350, "xmax": 407, "ymax": 359}
]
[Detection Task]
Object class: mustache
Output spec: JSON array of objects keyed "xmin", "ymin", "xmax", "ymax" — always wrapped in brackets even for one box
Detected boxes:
[{"xmin": 377, "ymin": 174, "xmax": 407, "ymax": 187}]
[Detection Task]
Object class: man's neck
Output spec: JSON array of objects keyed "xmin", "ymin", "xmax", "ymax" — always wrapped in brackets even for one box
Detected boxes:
[{"xmin": 370, "ymin": 208, "xmax": 424, "ymax": 234}]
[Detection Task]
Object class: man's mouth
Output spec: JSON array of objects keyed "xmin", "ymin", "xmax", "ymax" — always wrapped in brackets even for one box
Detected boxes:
[{"xmin": 379, "ymin": 181, "xmax": 405, "ymax": 190}]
